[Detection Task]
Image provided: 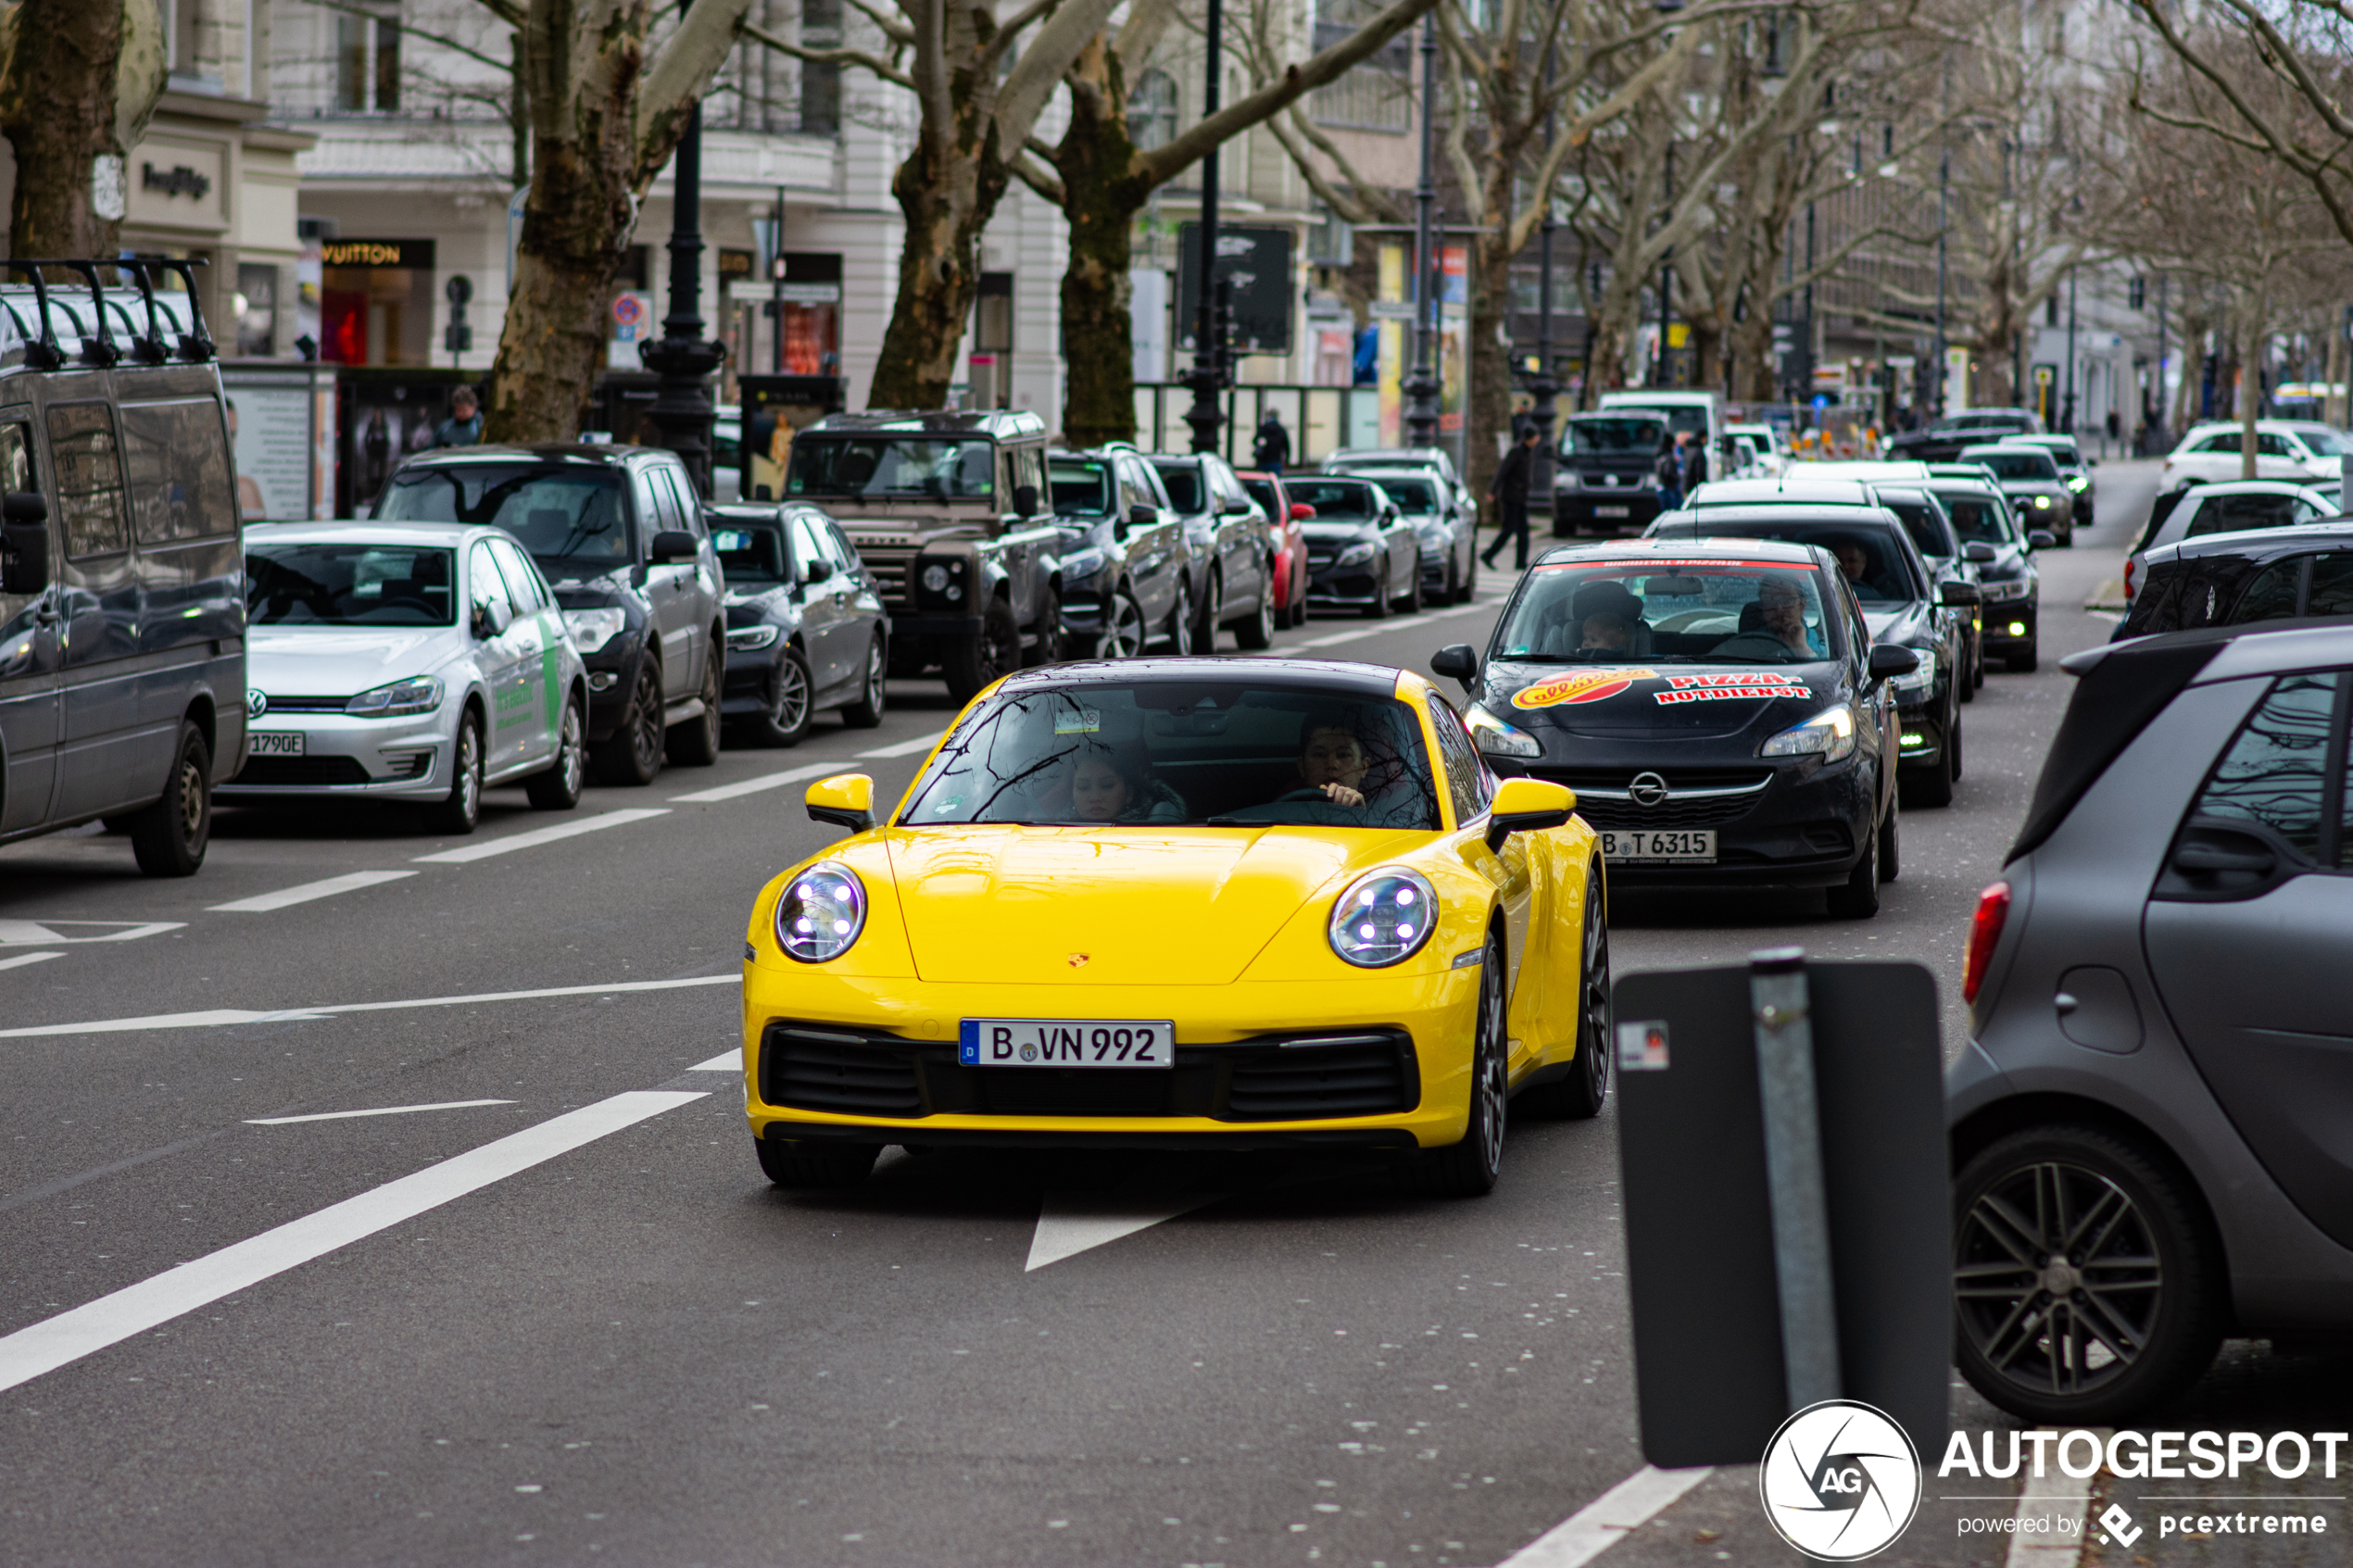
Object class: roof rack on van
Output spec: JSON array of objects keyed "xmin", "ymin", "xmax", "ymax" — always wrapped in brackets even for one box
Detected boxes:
[{"xmin": 0, "ymin": 257, "xmax": 214, "ymax": 370}]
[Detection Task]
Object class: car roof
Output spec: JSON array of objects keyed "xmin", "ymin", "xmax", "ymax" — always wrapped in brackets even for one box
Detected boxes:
[
  {"xmin": 2149, "ymin": 521, "xmax": 2353, "ymax": 565},
  {"xmin": 396, "ymin": 443, "xmax": 661, "ymax": 469},
  {"xmin": 989, "ymin": 655, "xmax": 1409, "ymax": 701},
  {"xmin": 1802, "ymin": 461, "xmax": 1934, "ymax": 480},
  {"xmin": 1534, "ymin": 535, "xmax": 1823, "ymax": 568},
  {"xmin": 244, "ymin": 520, "xmax": 487, "ymax": 545},
  {"xmin": 1654, "ymin": 504, "xmax": 1907, "ymax": 535},
  {"xmin": 1686, "ymin": 477, "xmax": 1878, "ymax": 506},
  {"xmin": 800, "ymin": 409, "xmax": 1045, "ymax": 438},
  {"xmin": 2175, "ymin": 479, "xmax": 2327, "ymax": 497},
  {"xmin": 1920, "ymin": 476, "xmax": 2004, "ymax": 497},
  {"xmin": 2008, "ymin": 433, "xmax": 2079, "ymax": 448}
]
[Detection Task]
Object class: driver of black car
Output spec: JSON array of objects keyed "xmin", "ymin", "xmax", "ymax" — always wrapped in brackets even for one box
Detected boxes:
[
  {"xmin": 1705, "ymin": 575, "xmax": 1819, "ymax": 659},
  {"xmin": 1531, "ymin": 579, "xmax": 1655, "ymax": 657},
  {"xmin": 1830, "ymin": 536, "xmax": 1900, "ymax": 601}
]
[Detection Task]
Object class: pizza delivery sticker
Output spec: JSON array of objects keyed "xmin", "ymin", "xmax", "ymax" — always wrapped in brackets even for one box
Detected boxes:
[
  {"xmin": 1512, "ymin": 668, "xmax": 1660, "ymax": 709},
  {"xmin": 1653, "ymin": 671, "xmax": 1809, "ymax": 705}
]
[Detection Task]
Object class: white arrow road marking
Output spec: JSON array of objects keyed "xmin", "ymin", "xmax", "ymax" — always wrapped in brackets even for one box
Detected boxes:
[
  {"xmin": 245, "ymin": 1098, "xmax": 519, "ymax": 1125},
  {"xmin": 411, "ymin": 808, "xmax": 668, "ymax": 864},
  {"xmin": 670, "ymin": 761, "xmax": 844, "ymax": 804},
  {"xmin": 1492, "ymin": 1464, "xmax": 1716, "ymax": 1567},
  {"xmin": 208, "ymin": 871, "xmax": 418, "ymax": 912},
  {"xmin": 0, "ymin": 951, "xmax": 65, "ymax": 972},
  {"xmin": 0, "ymin": 920, "xmax": 184, "ymax": 945},
  {"xmin": 0, "ymin": 972, "xmax": 739, "ymax": 1040},
  {"xmin": 1025, "ymin": 1190, "xmax": 1226, "ymax": 1272},
  {"xmin": 0, "ymin": 1090, "xmax": 707, "ymax": 1396},
  {"xmin": 858, "ymin": 729, "xmax": 948, "ymax": 759}
]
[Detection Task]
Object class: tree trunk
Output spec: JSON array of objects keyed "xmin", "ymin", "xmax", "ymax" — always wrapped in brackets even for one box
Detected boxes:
[
  {"xmin": 1465, "ymin": 232, "xmax": 1517, "ymax": 519},
  {"xmin": 2238, "ymin": 286, "xmax": 2265, "ymax": 481},
  {"xmin": 0, "ymin": 0, "xmax": 164, "ymax": 265},
  {"xmin": 1052, "ymin": 47, "xmax": 1151, "ymax": 446}
]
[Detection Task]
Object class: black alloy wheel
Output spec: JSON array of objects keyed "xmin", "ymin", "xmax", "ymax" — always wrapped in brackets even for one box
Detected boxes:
[
  {"xmin": 424, "ymin": 710, "xmax": 484, "ymax": 835},
  {"xmin": 1166, "ymin": 578, "xmax": 1197, "ymax": 656},
  {"xmin": 1233, "ymin": 568, "xmax": 1277, "ymax": 649},
  {"xmin": 1953, "ymin": 1125, "xmax": 2224, "ymax": 1425},
  {"xmin": 1825, "ymin": 800, "xmax": 1881, "ymax": 918},
  {"xmin": 667, "ymin": 648, "xmax": 724, "ymax": 765},
  {"xmin": 755, "ymin": 1133, "xmax": 879, "ymax": 1188},
  {"xmin": 130, "ymin": 721, "xmax": 212, "ymax": 876},
  {"xmin": 1363, "ymin": 560, "xmax": 1391, "ymax": 621},
  {"xmin": 749, "ymin": 646, "xmax": 814, "ymax": 747},
  {"xmin": 1516, "ymin": 871, "xmax": 1611, "ymax": 1120},
  {"xmin": 839, "ymin": 633, "xmax": 887, "ymax": 728},
  {"xmin": 593, "ymin": 658, "xmax": 665, "ymax": 785},
  {"xmin": 944, "ymin": 596, "xmax": 1022, "ymax": 703},
  {"xmin": 1025, "ymin": 588, "xmax": 1066, "ymax": 668},
  {"xmin": 1419, "ymin": 931, "xmax": 1509, "ymax": 1197},
  {"xmin": 1092, "ymin": 590, "xmax": 1147, "ymax": 659},
  {"xmin": 525, "ymin": 694, "xmax": 586, "ymax": 809}
]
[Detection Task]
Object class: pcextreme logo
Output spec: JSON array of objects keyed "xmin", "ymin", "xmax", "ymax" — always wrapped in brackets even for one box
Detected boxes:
[
  {"xmin": 1510, "ymin": 667, "xmax": 1658, "ymax": 709},
  {"xmin": 1757, "ymin": 1399, "xmax": 1923, "ymax": 1562}
]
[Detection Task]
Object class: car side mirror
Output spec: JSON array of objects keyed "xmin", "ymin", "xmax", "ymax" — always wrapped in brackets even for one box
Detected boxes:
[
  {"xmin": 1867, "ymin": 644, "xmax": 1919, "ymax": 684},
  {"xmin": 801, "ymin": 557, "xmax": 834, "ymax": 586},
  {"xmin": 650, "ymin": 528, "xmax": 699, "ymax": 564},
  {"xmin": 1013, "ymin": 483, "xmax": 1039, "ymax": 517},
  {"xmin": 1290, "ymin": 502, "xmax": 1315, "ymax": 521},
  {"xmin": 2027, "ymin": 529, "xmax": 2057, "ymax": 550},
  {"xmin": 1486, "ymin": 776, "xmax": 1573, "ymax": 853},
  {"xmin": 0, "ymin": 492, "xmax": 47, "ymax": 596},
  {"xmin": 1430, "ymin": 643, "xmax": 1479, "ymax": 685},
  {"xmin": 1963, "ymin": 541, "xmax": 1997, "ymax": 564},
  {"xmin": 472, "ymin": 597, "xmax": 512, "ymax": 639},
  {"xmin": 805, "ymin": 772, "xmax": 875, "ymax": 834},
  {"xmin": 1127, "ymin": 503, "xmax": 1158, "ymax": 532},
  {"xmin": 1941, "ymin": 582, "xmax": 1982, "ymax": 608}
]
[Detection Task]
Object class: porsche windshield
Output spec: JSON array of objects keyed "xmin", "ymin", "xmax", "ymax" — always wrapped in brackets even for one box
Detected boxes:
[
  {"xmin": 1495, "ymin": 562, "xmax": 1839, "ymax": 664},
  {"xmin": 246, "ymin": 542, "xmax": 457, "ymax": 627},
  {"xmin": 786, "ymin": 437, "xmax": 994, "ymax": 502},
  {"xmin": 900, "ymin": 683, "xmax": 1441, "ymax": 830},
  {"xmin": 375, "ymin": 465, "xmax": 630, "ymax": 564}
]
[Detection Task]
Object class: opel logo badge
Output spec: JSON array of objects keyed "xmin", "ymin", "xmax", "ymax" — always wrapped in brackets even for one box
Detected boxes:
[
  {"xmin": 245, "ymin": 688, "xmax": 268, "ymax": 721},
  {"xmin": 1629, "ymin": 771, "xmax": 1669, "ymax": 808}
]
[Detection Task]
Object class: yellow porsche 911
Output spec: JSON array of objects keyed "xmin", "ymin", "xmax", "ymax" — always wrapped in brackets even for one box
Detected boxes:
[{"xmin": 737, "ymin": 657, "xmax": 1610, "ymax": 1196}]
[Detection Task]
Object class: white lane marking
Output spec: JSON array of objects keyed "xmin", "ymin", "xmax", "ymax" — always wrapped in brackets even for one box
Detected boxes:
[
  {"xmin": 2005, "ymin": 1431, "xmax": 2101, "ymax": 1567},
  {"xmin": 0, "ymin": 1090, "xmax": 707, "ymax": 1395},
  {"xmin": 1025, "ymin": 1190, "xmax": 1224, "ymax": 1272},
  {"xmin": 670, "ymin": 762, "xmax": 843, "ymax": 804},
  {"xmin": 1493, "ymin": 1464, "xmax": 1716, "ymax": 1567},
  {"xmin": 0, "ymin": 972, "xmax": 740, "ymax": 1040},
  {"xmin": 411, "ymin": 809, "xmax": 669, "ymax": 864},
  {"xmin": 0, "ymin": 920, "xmax": 184, "ymax": 945},
  {"xmin": 858, "ymin": 730, "xmax": 947, "ymax": 759},
  {"xmin": 1292, "ymin": 599, "xmax": 1499, "ymax": 650},
  {"xmin": 245, "ymin": 1098, "xmax": 519, "ymax": 1125},
  {"xmin": 688, "ymin": 1050, "xmax": 741, "ymax": 1072},
  {"xmin": 0, "ymin": 950, "xmax": 65, "ymax": 972},
  {"xmin": 208, "ymin": 871, "xmax": 418, "ymax": 913}
]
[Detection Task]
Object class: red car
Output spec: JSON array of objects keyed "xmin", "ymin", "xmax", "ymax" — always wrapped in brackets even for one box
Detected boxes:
[{"xmin": 1238, "ymin": 470, "xmax": 1313, "ymax": 629}]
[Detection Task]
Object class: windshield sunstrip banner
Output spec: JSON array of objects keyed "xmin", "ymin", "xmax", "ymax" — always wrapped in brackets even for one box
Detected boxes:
[{"xmin": 1513, "ymin": 669, "xmax": 1809, "ymax": 709}]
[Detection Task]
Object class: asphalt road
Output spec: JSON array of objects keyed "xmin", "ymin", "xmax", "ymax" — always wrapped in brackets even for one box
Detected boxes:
[{"xmin": 1, "ymin": 465, "xmax": 2341, "ymax": 1568}]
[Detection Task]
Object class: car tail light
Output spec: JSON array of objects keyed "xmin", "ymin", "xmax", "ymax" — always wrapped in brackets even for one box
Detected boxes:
[
  {"xmin": 1962, "ymin": 881, "xmax": 2011, "ymax": 1004},
  {"xmin": 2123, "ymin": 557, "xmax": 2136, "ymax": 601}
]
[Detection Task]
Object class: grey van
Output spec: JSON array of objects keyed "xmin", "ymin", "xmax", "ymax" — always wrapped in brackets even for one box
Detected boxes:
[{"xmin": 0, "ymin": 264, "xmax": 245, "ymax": 875}]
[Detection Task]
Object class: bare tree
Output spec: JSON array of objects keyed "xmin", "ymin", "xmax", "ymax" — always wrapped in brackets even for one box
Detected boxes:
[{"xmin": 0, "ymin": 0, "xmax": 167, "ymax": 263}]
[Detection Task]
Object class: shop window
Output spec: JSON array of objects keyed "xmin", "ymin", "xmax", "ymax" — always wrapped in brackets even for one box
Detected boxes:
[
  {"xmin": 320, "ymin": 240, "xmax": 435, "ymax": 366},
  {"xmin": 235, "ymin": 263, "xmax": 277, "ymax": 358},
  {"xmin": 801, "ymin": 0, "xmax": 842, "ymax": 135},
  {"xmin": 336, "ymin": 7, "xmax": 401, "ymax": 113}
]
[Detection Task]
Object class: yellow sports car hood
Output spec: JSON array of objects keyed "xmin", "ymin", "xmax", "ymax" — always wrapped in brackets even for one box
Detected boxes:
[{"xmin": 883, "ymin": 825, "xmax": 1418, "ymax": 985}]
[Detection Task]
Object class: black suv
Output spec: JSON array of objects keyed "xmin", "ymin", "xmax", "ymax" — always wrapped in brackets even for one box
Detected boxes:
[{"xmin": 373, "ymin": 445, "xmax": 727, "ymax": 784}]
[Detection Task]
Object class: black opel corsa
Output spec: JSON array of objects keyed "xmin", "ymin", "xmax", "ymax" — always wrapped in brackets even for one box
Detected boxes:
[{"xmin": 1431, "ymin": 539, "xmax": 1918, "ymax": 917}]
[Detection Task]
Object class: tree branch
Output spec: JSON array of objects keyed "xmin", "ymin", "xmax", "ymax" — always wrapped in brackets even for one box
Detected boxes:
[{"xmin": 744, "ymin": 21, "xmax": 914, "ymax": 90}]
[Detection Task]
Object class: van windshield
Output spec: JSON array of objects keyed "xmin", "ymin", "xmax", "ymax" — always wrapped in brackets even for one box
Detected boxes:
[
  {"xmin": 1565, "ymin": 418, "xmax": 1666, "ymax": 454},
  {"xmin": 375, "ymin": 464, "xmax": 631, "ymax": 564},
  {"xmin": 247, "ymin": 543, "xmax": 457, "ymax": 627}
]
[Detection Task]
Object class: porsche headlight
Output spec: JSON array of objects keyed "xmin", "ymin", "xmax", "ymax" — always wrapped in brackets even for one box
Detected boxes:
[
  {"xmin": 1760, "ymin": 703, "xmax": 1856, "ymax": 761},
  {"xmin": 774, "ymin": 861, "xmax": 867, "ymax": 963},
  {"xmin": 1337, "ymin": 541, "xmax": 1378, "ymax": 566},
  {"xmin": 562, "ymin": 607, "xmax": 626, "ymax": 654},
  {"xmin": 1328, "ymin": 868, "xmax": 1439, "ymax": 968},
  {"xmin": 345, "ymin": 675, "xmax": 443, "ymax": 717},
  {"xmin": 1465, "ymin": 701, "xmax": 1542, "ymax": 759}
]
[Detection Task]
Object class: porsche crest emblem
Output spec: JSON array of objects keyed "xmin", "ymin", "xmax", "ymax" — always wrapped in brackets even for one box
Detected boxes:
[{"xmin": 1067, "ymin": 953, "xmax": 1090, "ymax": 968}]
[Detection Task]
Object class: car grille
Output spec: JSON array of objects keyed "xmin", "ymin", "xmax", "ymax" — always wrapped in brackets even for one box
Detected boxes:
[
  {"xmin": 232, "ymin": 756, "xmax": 375, "ymax": 786},
  {"xmin": 757, "ymin": 1023, "xmax": 1416, "ymax": 1122},
  {"xmin": 849, "ymin": 543, "xmax": 915, "ymax": 610},
  {"xmin": 258, "ymin": 696, "xmax": 350, "ymax": 713},
  {"xmin": 1537, "ymin": 770, "xmax": 1772, "ymax": 832}
]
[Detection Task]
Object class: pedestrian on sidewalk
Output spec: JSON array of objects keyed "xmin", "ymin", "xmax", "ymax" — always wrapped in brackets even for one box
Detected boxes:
[
  {"xmin": 1482, "ymin": 423, "xmax": 1540, "ymax": 571},
  {"xmin": 1654, "ymin": 433, "xmax": 1685, "ymax": 513},
  {"xmin": 1252, "ymin": 409, "xmax": 1292, "ymax": 474}
]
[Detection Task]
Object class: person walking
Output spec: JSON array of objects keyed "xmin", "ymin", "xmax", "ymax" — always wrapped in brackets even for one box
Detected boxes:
[
  {"xmin": 1482, "ymin": 423, "xmax": 1541, "ymax": 571},
  {"xmin": 434, "ymin": 386, "xmax": 484, "ymax": 447},
  {"xmin": 1680, "ymin": 429, "xmax": 1708, "ymax": 494},
  {"xmin": 1653, "ymin": 433, "xmax": 1684, "ymax": 513},
  {"xmin": 1252, "ymin": 409, "xmax": 1292, "ymax": 473}
]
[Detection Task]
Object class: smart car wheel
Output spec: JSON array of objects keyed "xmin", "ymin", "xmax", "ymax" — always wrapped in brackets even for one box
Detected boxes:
[
  {"xmin": 1419, "ymin": 931, "xmax": 1508, "ymax": 1197},
  {"xmin": 748, "ymin": 646, "xmax": 814, "ymax": 747},
  {"xmin": 424, "ymin": 710, "xmax": 484, "ymax": 835},
  {"xmin": 1517, "ymin": 872, "xmax": 1611, "ymax": 1121},
  {"xmin": 839, "ymin": 633, "xmax": 887, "ymax": 728},
  {"xmin": 593, "ymin": 658, "xmax": 665, "ymax": 785},
  {"xmin": 755, "ymin": 1133, "xmax": 878, "ymax": 1189},
  {"xmin": 666, "ymin": 647, "xmax": 724, "ymax": 766},
  {"xmin": 129, "ymin": 721, "xmax": 212, "ymax": 877},
  {"xmin": 525, "ymin": 693, "xmax": 586, "ymax": 810},
  {"xmin": 1953, "ymin": 1124, "xmax": 2225, "ymax": 1426}
]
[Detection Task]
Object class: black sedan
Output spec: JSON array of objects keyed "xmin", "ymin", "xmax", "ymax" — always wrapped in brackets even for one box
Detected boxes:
[
  {"xmin": 1284, "ymin": 475, "xmax": 1422, "ymax": 616},
  {"xmin": 1926, "ymin": 472, "xmax": 2053, "ymax": 671},
  {"xmin": 708, "ymin": 504, "xmax": 889, "ymax": 745},
  {"xmin": 1429, "ymin": 538, "xmax": 1914, "ymax": 917}
]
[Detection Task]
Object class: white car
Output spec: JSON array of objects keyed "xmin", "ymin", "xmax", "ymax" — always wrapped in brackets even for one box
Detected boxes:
[
  {"xmin": 1726, "ymin": 421, "xmax": 1793, "ymax": 475},
  {"xmin": 224, "ymin": 521, "xmax": 591, "ymax": 834},
  {"xmin": 2160, "ymin": 420, "xmax": 2348, "ymax": 491},
  {"xmin": 2124, "ymin": 480, "xmax": 2342, "ymax": 607}
]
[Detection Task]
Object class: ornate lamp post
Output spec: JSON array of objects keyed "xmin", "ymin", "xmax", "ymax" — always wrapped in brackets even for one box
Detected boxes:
[
  {"xmin": 1402, "ymin": 11, "xmax": 1441, "ymax": 448},
  {"xmin": 639, "ymin": 95, "xmax": 726, "ymax": 495},
  {"xmin": 1182, "ymin": 0, "xmax": 1227, "ymax": 456}
]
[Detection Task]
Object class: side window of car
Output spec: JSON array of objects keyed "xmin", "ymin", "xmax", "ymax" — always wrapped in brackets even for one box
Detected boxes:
[
  {"xmin": 2193, "ymin": 433, "xmax": 2236, "ymax": 454},
  {"xmin": 660, "ymin": 466, "xmax": 705, "ymax": 535},
  {"xmin": 1425, "ymin": 694, "xmax": 1492, "ymax": 823},
  {"xmin": 46, "ymin": 403, "xmax": 128, "ymax": 558},
  {"xmin": 2307, "ymin": 553, "xmax": 2353, "ymax": 617},
  {"xmin": 2187, "ymin": 673, "xmax": 2340, "ymax": 862},
  {"xmin": 2257, "ymin": 433, "xmax": 2296, "ymax": 458},
  {"xmin": 469, "ymin": 540, "xmax": 514, "ymax": 621},
  {"xmin": 635, "ymin": 469, "xmax": 676, "ymax": 536},
  {"xmin": 823, "ymin": 520, "xmax": 862, "ymax": 576},
  {"xmin": 489, "ymin": 536, "xmax": 548, "ymax": 613},
  {"xmin": 790, "ymin": 513, "xmax": 833, "ymax": 581},
  {"xmin": 119, "ymin": 401, "xmax": 235, "ymax": 544},
  {"xmin": 2227, "ymin": 559, "xmax": 2305, "ymax": 625},
  {"xmin": 0, "ymin": 420, "xmax": 34, "ymax": 497}
]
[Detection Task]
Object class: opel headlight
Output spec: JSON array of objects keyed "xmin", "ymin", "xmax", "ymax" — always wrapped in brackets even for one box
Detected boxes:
[
  {"xmin": 1337, "ymin": 541, "xmax": 1378, "ymax": 566},
  {"xmin": 1465, "ymin": 701, "xmax": 1543, "ymax": 759},
  {"xmin": 562, "ymin": 607, "xmax": 626, "ymax": 654},
  {"xmin": 774, "ymin": 861, "xmax": 867, "ymax": 963},
  {"xmin": 345, "ymin": 675, "xmax": 443, "ymax": 718},
  {"xmin": 1760, "ymin": 703, "xmax": 1856, "ymax": 760},
  {"xmin": 726, "ymin": 624, "xmax": 781, "ymax": 651},
  {"xmin": 1327, "ymin": 868, "xmax": 1439, "ymax": 968}
]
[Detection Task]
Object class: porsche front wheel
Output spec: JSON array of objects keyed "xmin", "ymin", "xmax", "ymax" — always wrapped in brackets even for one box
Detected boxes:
[
  {"xmin": 1419, "ymin": 931, "xmax": 1507, "ymax": 1197},
  {"xmin": 1518, "ymin": 874, "xmax": 1610, "ymax": 1120}
]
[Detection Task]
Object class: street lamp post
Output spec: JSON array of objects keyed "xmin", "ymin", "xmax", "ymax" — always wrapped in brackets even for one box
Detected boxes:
[
  {"xmin": 2062, "ymin": 266, "xmax": 2079, "ymax": 434},
  {"xmin": 639, "ymin": 96, "xmax": 726, "ymax": 497},
  {"xmin": 1934, "ymin": 70, "xmax": 1948, "ymax": 416},
  {"xmin": 1402, "ymin": 11, "xmax": 1441, "ymax": 449},
  {"xmin": 1182, "ymin": 0, "xmax": 1227, "ymax": 457}
]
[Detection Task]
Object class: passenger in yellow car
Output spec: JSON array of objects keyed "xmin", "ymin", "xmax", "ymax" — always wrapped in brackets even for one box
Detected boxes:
[{"xmin": 1066, "ymin": 741, "xmax": 1187, "ymax": 823}]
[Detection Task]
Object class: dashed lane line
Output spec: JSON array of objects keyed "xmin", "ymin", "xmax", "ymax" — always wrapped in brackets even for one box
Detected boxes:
[
  {"xmin": 858, "ymin": 729, "xmax": 949, "ymax": 759},
  {"xmin": 245, "ymin": 1098, "xmax": 518, "ymax": 1126},
  {"xmin": 0, "ymin": 951, "xmax": 64, "ymax": 972},
  {"xmin": 1491, "ymin": 1463, "xmax": 1717, "ymax": 1567},
  {"xmin": 0, "ymin": 972, "xmax": 740, "ymax": 1040},
  {"xmin": 208, "ymin": 871, "xmax": 418, "ymax": 913},
  {"xmin": 0, "ymin": 920, "xmax": 183, "ymax": 944},
  {"xmin": 1292, "ymin": 596, "xmax": 1504, "ymax": 650},
  {"xmin": 688, "ymin": 1050, "xmax": 741, "ymax": 1071},
  {"xmin": 411, "ymin": 808, "xmax": 669, "ymax": 864},
  {"xmin": 0, "ymin": 1090, "xmax": 708, "ymax": 1396},
  {"xmin": 669, "ymin": 761, "xmax": 845, "ymax": 804}
]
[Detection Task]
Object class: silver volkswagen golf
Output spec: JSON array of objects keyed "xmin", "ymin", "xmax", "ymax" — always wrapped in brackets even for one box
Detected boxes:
[{"xmin": 221, "ymin": 521, "xmax": 589, "ymax": 833}]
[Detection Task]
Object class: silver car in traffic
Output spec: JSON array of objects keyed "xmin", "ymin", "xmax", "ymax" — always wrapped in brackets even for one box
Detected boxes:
[{"xmin": 222, "ymin": 522, "xmax": 590, "ymax": 833}]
